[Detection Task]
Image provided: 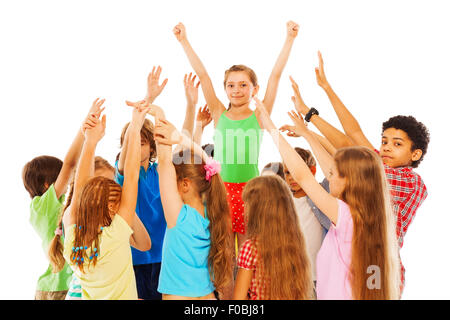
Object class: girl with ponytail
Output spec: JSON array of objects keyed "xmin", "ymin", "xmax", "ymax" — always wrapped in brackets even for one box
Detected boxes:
[{"xmin": 152, "ymin": 108, "xmax": 233, "ymax": 300}]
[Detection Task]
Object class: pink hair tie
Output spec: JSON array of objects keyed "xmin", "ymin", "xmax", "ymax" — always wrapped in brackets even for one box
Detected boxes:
[
  {"xmin": 204, "ymin": 157, "xmax": 221, "ymax": 182},
  {"xmin": 54, "ymin": 227, "xmax": 63, "ymax": 236}
]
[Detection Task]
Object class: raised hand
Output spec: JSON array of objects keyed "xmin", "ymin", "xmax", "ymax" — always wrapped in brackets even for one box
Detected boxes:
[
  {"xmin": 287, "ymin": 110, "xmax": 309, "ymax": 137},
  {"xmin": 287, "ymin": 21, "xmax": 299, "ymax": 38},
  {"xmin": 184, "ymin": 72, "xmax": 200, "ymax": 106},
  {"xmin": 126, "ymin": 100, "xmax": 165, "ymax": 120},
  {"xmin": 289, "ymin": 76, "xmax": 309, "ymax": 115},
  {"xmin": 146, "ymin": 66, "xmax": 168, "ymax": 104},
  {"xmin": 315, "ymin": 51, "xmax": 330, "ymax": 90},
  {"xmin": 196, "ymin": 104, "xmax": 212, "ymax": 129},
  {"xmin": 279, "ymin": 124, "xmax": 301, "ymax": 137},
  {"xmin": 154, "ymin": 118, "xmax": 182, "ymax": 146},
  {"xmin": 254, "ymin": 97, "xmax": 276, "ymax": 131},
  {"xmin": 82, "ymin": 98, "xmax": 106, "ymax": 134},
  {"xmin": 130, "ymin": 100, "xmax": 151, "ymax": 129},
  {"xmin": 84, "ymin": 107, "xmax": 106, "ymax": 143},
  {"xmin": 173, "ymin": 22, "xmax": 187, "ymax": 42}
]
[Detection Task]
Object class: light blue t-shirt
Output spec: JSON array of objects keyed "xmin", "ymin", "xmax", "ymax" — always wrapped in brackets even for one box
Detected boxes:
[{"xmin": 157, "ymin": 204, "xmax": 215, "ymax": 297}]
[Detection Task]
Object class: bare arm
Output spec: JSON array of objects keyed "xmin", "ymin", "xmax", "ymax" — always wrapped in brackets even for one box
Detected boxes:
[
  {"xmin": 232, "ymin": 268, "xmax": 252, "ymax": 300},
  {"xmin": 118, "ymin": 67, "xmax": 167, "ymax": 174},
  {"xmin": 255, "ymin": 98, "xmax": 338, "ymax": 224},
  {"xmin": 173, "ymin": 23, "xmax": 226, "ymax": 123},
  {"xmin": 193, "ymin": 104, "xmax": 212, "ymax": 145},
  {"xmin": 117, "ymin": 102, "xmax": 151, "ymax": 226},
  {"xmin": 54, "ymin": 98, "xmax": 105, "ymax": 198},
  {"xmin": 263, "ymin": 21, "xmax": 299, "ymax": 115},
  {"xmin": 290, "ymin": 76, "xmax": 354, "ymax": 149},
  {"xmin": 315, "ymin": 51, "xmax": 374, "ymax": 149},
  {"xmin": 129, "ymin": 213, "xmax": 151, "ymax": 251},
  {"xmin": 181, "ymin": 73, "xmax": 200, "ymax": 138}
]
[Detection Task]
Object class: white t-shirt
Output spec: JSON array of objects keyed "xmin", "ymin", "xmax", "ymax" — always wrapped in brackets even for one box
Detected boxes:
[{"xmin": 293, "ymin": 196, "xmax": 324, "ymax": 281}]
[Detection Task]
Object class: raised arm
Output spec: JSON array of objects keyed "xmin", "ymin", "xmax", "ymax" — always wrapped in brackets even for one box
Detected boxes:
[
  {"xmin": 262, "ymin": 21, "xmax": 299, "ymax": 115},
  {"xmin": 173, "ymin": 23, "xmax": 226, "ymax": 123},
  {"xmin": 254, "ymin": 98, "xmax": 338, "ymax": 224},
  {"xmin": 54, "ymin": 98, "xmax": 105, "ymax": 199},
  {"xmin": 193, "ymin": 104, "xmax": 212, "ymax": 145},
  {"xmin": 118, "ymin": 67, "xmax": 167, "ymax": 174},
  {"xmin": 117, "ymin": 101, "xmax": 152, "ymax": 226},
  {"xmin": 181, "ymin": 72, "xmax": 200, "ymax": 137},
  {"xmin": 315, "ymin": 51, "xmax": 374, "ymax": 149},
  {"xmin": 290, "ymin": 76, "xmax": 353, "ymax": 149}
]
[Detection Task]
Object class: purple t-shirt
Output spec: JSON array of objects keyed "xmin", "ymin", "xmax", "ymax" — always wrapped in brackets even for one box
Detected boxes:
[{"xmin": 316, "ymin": 199, "xmax": 353, "ymax": 300}]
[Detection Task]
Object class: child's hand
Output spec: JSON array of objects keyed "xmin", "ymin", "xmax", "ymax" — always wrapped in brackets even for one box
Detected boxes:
[
  {"xmin": 126, "ymin": 100, "xmax": 165, "ymax": 119},
  {"xmin": 196, "ymin": 104, "xmax": 212, "ymax": 129},
  {"xmin": 84, "ymin": 109, "xmax": 106, "ymax": 143},
  {"xmin": 184, "ymin": 72, "xmax": 200, "ymax": 106},
  {"xmin": 279, "ymin": 124, "xmax": 301, "ymax": 137},
  {"xmin": 315, "ymin": 51, "xmax": 330, "ymax": 89},
  {"xmin": 146, "ymin": 66, "xmax": 168, "ymax": 104},
  {"xmin": 289, "ymin": 76, "xmax": 309, "ymax": 115},
  {"xmin": 254, "ymin": 97, "xmax": 276, "ymax": 131},
  {"xmin": 287, "ymin": 110, "xmax": 309, "ymax": 137},
  {"xmin": 286, "ymin": 21, "xmax": 299, "ymax": 38},
  {"xmin": 130, "ymin": 100, "xmax": 152, "ymax": 129},
  {"xmin": 82, "ymin": 98, "xmax": 105, "ymax": 132},
  {"xmin": 154, "ymin": 119, "xmax": 182, "ymax": 146},
  {"xmin": 173, "ymin": 22, "xmax": 187, "ymax": 42}
]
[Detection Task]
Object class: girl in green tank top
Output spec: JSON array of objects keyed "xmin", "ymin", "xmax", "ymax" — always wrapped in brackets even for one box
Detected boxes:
[{"xmin": 173, "ymin": 20, "xmax": 300, "ymax": 258}]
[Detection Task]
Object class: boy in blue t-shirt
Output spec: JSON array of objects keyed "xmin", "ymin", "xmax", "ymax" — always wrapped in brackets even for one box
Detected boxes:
[{"xmin": 116, "ymin": 66, "xmax": 167, "ymax": 300}]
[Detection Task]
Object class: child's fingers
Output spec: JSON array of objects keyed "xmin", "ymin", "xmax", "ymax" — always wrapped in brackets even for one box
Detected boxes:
[{"xmin": 160, "ymin": 78, "xmax": 168, "ymax": 89}]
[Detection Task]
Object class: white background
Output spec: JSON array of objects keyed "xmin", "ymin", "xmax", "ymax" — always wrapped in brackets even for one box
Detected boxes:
[{"xmin": 0, "ymin": 0, "xmax": 448, "ymax": 299}]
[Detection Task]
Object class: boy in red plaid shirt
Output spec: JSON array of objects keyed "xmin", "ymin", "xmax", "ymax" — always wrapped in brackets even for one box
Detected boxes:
[{"xmin": 287, "ymin": 52, "xmax": 430, "ymax": 296}]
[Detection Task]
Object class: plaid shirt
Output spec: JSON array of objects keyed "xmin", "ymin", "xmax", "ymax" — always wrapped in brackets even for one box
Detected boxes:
[
  {"xmin": 237, "ymin": 239, "xmax": 268, "ymax": 300},
  {"xmin": 383, "ymin": 164, "xmax": 427, "ymax": 290}
]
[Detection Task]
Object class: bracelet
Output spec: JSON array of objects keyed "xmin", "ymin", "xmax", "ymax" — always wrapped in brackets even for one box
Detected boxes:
[{"xmin": 304, "ymin": 108, "xmax": 319, "ymax": 122}]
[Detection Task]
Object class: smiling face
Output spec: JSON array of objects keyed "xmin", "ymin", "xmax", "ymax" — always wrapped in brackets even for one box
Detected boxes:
[
  {"xmin": 224, "ymin": 71, "xmax": 259, "ymax": 107},
  {"xmin": 380, "ymin": 128, "xmax": 422, "ymax": 168}
]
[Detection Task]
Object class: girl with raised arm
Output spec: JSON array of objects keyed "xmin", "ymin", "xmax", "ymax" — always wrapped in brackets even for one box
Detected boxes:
[{"xmin": 173, "ymin": 21, "xmax": 299, "ymax": 250}]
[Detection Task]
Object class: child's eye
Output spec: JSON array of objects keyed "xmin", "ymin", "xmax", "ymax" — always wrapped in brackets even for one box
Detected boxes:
[{"xmin": 395, "ymin": 142, "xmax": 402, "ymax": 147}]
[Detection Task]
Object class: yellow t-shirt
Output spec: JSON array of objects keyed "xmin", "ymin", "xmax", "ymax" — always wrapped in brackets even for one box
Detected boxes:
[{"xmin": 63, "ymin": 214, "xmax": 137, "ymax": 300}]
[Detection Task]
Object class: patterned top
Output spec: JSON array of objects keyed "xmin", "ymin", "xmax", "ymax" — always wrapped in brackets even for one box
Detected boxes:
[
  {"xmin": 384, "ymin": 165, "xmax": 428, "ymax": 248},
  {"xmin": 237, "ymin": 239, "xmax": 268, "ymax": 300}
]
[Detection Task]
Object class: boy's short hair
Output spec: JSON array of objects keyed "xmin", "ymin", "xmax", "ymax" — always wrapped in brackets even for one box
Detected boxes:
[
  {"xmin": 382, "ymin": 115, "xmax": 430, "ymax": 168},
  {"xmin": 22, "ymin": 155, "xmax": 63, "ymax": 198},
  {"xmin": 202, "ymin": 144, "xmax": 214, "ymax": 158},
  {"xmin": 120, "ymin": 119, "xmax": 157, "ymax": 162},
  {"xmin": 294, "ymin": 147, "xmax": 316, "ymax": 168},
  {"xmin": 262, "ymin": 162, "xmax": 285, "ymax": 179}
]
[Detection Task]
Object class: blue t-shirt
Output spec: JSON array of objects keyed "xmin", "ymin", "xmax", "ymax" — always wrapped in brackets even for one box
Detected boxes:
[
  {"xmin": 115, "ymin": 161, "xmax": 166, "ymax": 265},
  {"xmin": 158, "ymin": 204, "xmax": 215, "ymax": 297}
]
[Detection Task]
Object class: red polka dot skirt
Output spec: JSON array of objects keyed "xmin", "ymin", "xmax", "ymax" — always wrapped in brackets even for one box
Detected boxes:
[{"xmin": 224, "ymin": 182, "xmax": 246, "ymax": 235}]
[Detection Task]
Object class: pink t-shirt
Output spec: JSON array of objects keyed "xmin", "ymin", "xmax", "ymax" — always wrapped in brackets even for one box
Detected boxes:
[{"xmin": 316, "ymin": 199, "xmax": 354, "ymax": 300}]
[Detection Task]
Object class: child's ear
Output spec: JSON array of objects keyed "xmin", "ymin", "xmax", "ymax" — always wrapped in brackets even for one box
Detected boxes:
[
  {"xmin": 411, "ymin": 149, "xmax": 423, "ymax": 162},
  {"xmin": 252, "ymin": 85, "xmax": 260, "ymax": 97}
]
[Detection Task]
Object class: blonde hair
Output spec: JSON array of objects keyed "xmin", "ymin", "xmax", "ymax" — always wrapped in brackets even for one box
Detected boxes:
[
  {"xmin": 173, "ymin": 149, "xmax": 233, "ymax": 294},
  {"xmin": 334, "ymin": 147, "xmax": 401, "ymax": 299},
  {"xmin": 242, "ymin": 175, "xmax": 313, "ymax": 300}
]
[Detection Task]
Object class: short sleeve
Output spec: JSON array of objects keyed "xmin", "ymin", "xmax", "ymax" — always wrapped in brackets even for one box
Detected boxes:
[
  {"xmin": 104, "ymin": 214, "xmax": 133, "ymax": 242},
  {"xmin": 115, "ymin": 161, "xmax": 124, "ymax": 187},
  {"xmin": 334, "ymin": 199, "xmax": 354, "ymax": 244},
  {"xmin": 30, "ymin": 184, "xmax": 65, "ymax": 246},
  {"xmin": 237, "ymin": 240, "xmax": 255, "ymax": 270}
]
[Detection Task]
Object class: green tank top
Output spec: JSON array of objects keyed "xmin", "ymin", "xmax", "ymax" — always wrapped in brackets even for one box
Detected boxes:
[{"xmin": 213, "ymin": 111, "xmax": 263, "ymax": 183}]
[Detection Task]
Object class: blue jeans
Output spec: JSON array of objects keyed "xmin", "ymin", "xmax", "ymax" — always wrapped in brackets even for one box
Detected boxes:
[{"xmin": 133, "ymin": 263, "xmax": 162, "ymax": 300}]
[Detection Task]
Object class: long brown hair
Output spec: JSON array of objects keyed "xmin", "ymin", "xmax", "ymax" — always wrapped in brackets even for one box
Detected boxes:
[
  {"xmin": 173, "ymin": 149, "xmax": 233, "ymax": 293},
  {"xmin": 48, "ymin": 157, "xmax": 116, "ymax": 273},
  {"xmin": 242, "ymin": 175, "xmax": 313, "ymax": 300},
  {"xmin": 334, "ymin": 147, "xmax": 400, "ymax": 300}
]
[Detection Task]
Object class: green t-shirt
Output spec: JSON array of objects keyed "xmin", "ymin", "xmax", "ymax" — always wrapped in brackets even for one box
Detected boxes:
[
  {"xmin": 213, "ymin": 111, "xmax": 263, "ymax": 183},
  {"xmin": 29, "ymin": 184, "xmax": 72, "ymax": 292}
]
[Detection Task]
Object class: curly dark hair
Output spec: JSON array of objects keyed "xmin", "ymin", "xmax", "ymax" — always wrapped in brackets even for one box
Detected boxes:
[{"xmin": 382, "ymin": 115, "xmax": 430, "ymax": 168}]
